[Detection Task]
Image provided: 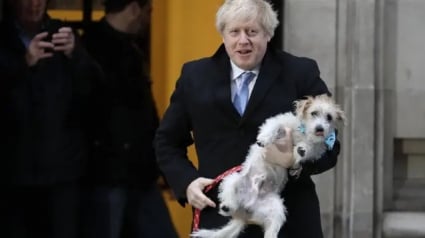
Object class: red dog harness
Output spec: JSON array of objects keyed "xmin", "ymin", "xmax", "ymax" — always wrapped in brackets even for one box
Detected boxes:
[{"xmin": 192, "ymin": 165, "xmax": 243, "ymax": 232}]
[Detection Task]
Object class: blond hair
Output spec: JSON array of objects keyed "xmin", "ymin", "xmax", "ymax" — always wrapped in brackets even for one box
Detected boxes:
[{"xmin": 215, "ymin": 0, "xmax": 279, "ymax": 38}]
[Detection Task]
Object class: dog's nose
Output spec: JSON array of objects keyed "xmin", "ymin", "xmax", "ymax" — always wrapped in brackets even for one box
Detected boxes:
[
  {"xmin": 220, "ymin": 205, "xmax": 230, "ymax": 212},
  {"xmin": 315, "ymin": 126, "xmax": 324, "ymax": 133}
]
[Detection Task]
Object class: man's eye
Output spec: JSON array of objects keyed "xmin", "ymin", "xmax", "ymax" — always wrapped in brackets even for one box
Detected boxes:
[
  {"xmin": 247, "ymin": 30, "xmax": 258, "ymax": 36},
  {"xmin": 228, "ymin": 30, "xmax": 238, "ymax": 36}
]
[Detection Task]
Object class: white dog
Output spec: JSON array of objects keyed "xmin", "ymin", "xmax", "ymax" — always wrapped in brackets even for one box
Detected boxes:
[{"xmin": 191, "ymin": 94, "xmax": 346, "ymax": 238}]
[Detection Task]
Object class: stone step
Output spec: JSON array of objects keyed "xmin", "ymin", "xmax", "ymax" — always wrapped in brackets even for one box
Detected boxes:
[
  {"xmin": 382, "ymin": 212, "xmax": 425, "ymax": 238},
  {"xmin": 393, "ymin": 199, "xmax": 425, "ymax": 211}
]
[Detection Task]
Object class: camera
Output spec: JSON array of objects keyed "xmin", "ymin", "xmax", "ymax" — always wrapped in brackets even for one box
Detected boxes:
[{"xmin": 39, "ymin": 20, "xmax": 61, "ymax": 53}]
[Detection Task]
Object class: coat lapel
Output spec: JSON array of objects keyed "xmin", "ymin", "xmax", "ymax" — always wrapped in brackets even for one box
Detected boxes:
[
  {"xmin": 242, "ymin": 49, "xmax": 282, "ymax": 119},
  {"xmin": 211, "ymin": 45, "xmax": 283, "ymax": 122},
  {"xmin": 212, "ymin": 45, "xmax": 241, "ymax": 120}
]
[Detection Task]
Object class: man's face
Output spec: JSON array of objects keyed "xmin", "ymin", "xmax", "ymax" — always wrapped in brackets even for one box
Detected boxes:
[
  {"xmin": 13, "ymin": 0, "xmax": 47, "ymax": 26},
  {"xmin": 222, "ymin": 19, "xmax": 270, "ymax": 70}
]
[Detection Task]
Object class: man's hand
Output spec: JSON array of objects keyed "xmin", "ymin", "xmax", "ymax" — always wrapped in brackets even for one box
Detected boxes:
[
  {"xmin": 263, "ymin": 127, "xmax": 295, "ymax": 168},
  {"xmin": 186, "ymin": 177, "xmax": 216, "ymax": 210},
  {"xmin": 25, "ymin": 32, "xmax": 55, "ymax": 66},
  {"xmin": 52, "ymin": 27, "xmax": 75, "ymax": 58}
]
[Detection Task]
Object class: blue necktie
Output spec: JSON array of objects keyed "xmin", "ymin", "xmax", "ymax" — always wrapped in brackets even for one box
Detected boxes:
[{"xmin": 233, "ymin": 72, "xmax": 255, "ymax": 115}]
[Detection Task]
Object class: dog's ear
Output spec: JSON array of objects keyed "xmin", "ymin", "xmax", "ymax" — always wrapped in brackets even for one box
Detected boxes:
[
  {"xmin": 336, "ymin": 107, "xmax": 347, "ymax": 125},
  {"xmin": 294, "ymin": 96, "xmax": 313, "ymax": 117},
  {"xmin": 319, "ymin": 94, "xmax": 347, "ymax": 126}
]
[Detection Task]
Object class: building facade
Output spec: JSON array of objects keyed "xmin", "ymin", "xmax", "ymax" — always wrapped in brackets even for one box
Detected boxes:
[{"xmin": 282, "ymin": 0, "xmax": 425, "ymax": 237}]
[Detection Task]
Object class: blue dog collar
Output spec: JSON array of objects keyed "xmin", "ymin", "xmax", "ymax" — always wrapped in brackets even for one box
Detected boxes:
[
  {"xmin": 325, "ymin": 131, "xmax": 336, "ymax": 150},
  {"xmin": 298, "ymin": 124, "xmax": 306, "ymax": 134}
]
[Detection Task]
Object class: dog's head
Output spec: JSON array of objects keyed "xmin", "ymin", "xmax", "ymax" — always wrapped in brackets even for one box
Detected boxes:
[{"xmin": 294, "ymin": 94, "xmax": 346, "ymax": 142}]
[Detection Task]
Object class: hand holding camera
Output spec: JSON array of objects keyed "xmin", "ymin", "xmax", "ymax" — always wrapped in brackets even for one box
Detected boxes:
[
  {"xmin": 50, "ymin": 27, "xmax": 75, "ymax": 58},
  {"xmin": 25, "ymin": 31, "xmax": 54, "ymax": 66},
  {"xmin": 25, "ymin": 27, "xmax": 75, "ymax": 66}
]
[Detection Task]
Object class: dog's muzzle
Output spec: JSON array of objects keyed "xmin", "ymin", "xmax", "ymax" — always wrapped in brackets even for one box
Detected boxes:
[{"xmin": 315, "ymin": 126, "xmax": 324, "ymax": 136}]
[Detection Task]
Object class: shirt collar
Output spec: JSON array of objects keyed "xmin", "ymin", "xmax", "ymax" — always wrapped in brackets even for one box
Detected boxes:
[
  {"xmin": 14, "ymin": 21, "xmax": 34, "ymax": 48},
  {"xmin": 230, "ymin": 60, "xmax": 260, "ymax": 81}
]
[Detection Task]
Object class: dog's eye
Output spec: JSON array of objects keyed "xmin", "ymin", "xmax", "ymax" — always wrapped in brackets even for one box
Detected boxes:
[
  {"xmin": 326, "ymin": 114, "xmax": 333, "ymax": 121},
  {"xmin": 311, "ymin": 111, "xmax": 318, "ymax": 117}
]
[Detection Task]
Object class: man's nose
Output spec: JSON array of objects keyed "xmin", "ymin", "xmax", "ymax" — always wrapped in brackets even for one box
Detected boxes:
[{"xmin": 238, "ymin": 32, "xmax": 249, "ymax": 43}]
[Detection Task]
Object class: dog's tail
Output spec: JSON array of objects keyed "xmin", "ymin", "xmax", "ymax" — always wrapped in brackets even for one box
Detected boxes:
[{"xmin": 190, "ymin": 219, "xmax": 246, "ymax": 238}]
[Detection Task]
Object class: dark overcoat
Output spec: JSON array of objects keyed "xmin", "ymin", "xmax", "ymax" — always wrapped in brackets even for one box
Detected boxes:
[
  {"xmin": 0, "ymin": 16, "xmax": 97, "ymax": 186},
  {"xmin": 155, "ymin": 44, "xmax": 340, "ymax": 238},
  {"xmin": 82, "ymin": 19, "xmax": 160, "ymax": 188}
]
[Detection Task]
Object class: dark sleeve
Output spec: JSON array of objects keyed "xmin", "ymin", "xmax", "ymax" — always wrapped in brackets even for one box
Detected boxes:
[
  {"xmin": 295, "ymin": 58, "xmax": 341, "ymax": 177},
  {"xmin": 0, "ymin": 43, "xmax": 32, "ymax": 94},
  {"xmin": 67, "ymin": 30, "xmax": 103, "ymax": 88},
  {"xmin": 64, "ymin": 29, "xmax": 103, "ymax": 129},
  {"xmin": 296, "ymin": 58, "xmax": 331, "ymax": 98},
  {"xmin": 299, "ymin": 139, "xmax": 340, "ymax": 177},
  {"xmin": 154, "ymin": 64, "xmax": 200, "ymax": 206}
]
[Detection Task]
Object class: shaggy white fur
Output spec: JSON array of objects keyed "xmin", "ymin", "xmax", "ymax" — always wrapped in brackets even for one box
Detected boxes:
[{"xmin": 191, "ymin": 94, "xmax": 345, "ymax": 238}]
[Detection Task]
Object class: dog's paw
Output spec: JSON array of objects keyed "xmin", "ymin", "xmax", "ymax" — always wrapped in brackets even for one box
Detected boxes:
[
  {"xmin": 219, "ymin": 204, "xmax": 231, "ymax": 216},
  {"xmin": 289, "ymin": 164, "xmax": 303, "ymax": 178},
  {"xmin": 257, "ymin": 128, "xmax": 286, "ymax": 147},
  {"xmin": 257, "ymin": 117, "xmax": 288, "ymax": 146},
  {"xmin": 219, "ymin": 203, "xmax": 234, "ymax": 216},
  {"xmin": 190, "ymin": 229, "xmax": 216, "ymax": 238},
  {"xmin": 294, "ymin": 142, "xmax": 309, "ymax": 163},
  {"xmin": 296, "ymin": 146, "xmax": 306, "ymax": 157}
]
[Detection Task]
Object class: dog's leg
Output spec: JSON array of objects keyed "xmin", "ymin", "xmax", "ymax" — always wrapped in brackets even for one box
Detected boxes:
[
  {"xmin": 190, "ymin": 219, "xmax": 246, "ymax": 238},
  {"xmin": 218, "ymin": 173, "xmax": 240, "ymax": 216},
  {"xmin": 250, "ymin": 195, "xmax": 286, "ymax": 238},
  {"xmin": 256, "ymin": 116, "xmax": 287, "ymax": 146},
  {"xmin": 293, "ymin": 141, "xmax": 309, "ymax": 163},
  {"xmin": 263, "ymin": 201, "xmax": 286, "ymax": 238},
  {"xmin": 289, "ymin": 142, "xmax": 309, "ymax": 177}
]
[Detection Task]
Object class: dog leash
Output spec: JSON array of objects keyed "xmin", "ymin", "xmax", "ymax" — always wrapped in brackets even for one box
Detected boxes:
[{"xmin": 192, "ymin": 165, "xmax": 243, "ymax": 232}]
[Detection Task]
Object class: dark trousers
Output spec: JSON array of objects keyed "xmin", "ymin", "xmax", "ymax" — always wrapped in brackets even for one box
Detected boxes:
[
  {"xmin": 81, "ymin": 184, "xmax": 178, "ymax": 238},
  {"xmin": 0, "ymin": 182, "xmax": 80, "ymax": 238}
]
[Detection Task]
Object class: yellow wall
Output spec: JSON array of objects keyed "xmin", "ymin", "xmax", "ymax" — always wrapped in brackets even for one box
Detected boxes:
[
  {"xmin": 49, "ymin": 1, "xmax": 223, "ymax": 236},
  {"xmin": 151, "ymin": 1, "xmax": 222, "ymax": 237},
  {"xmin": 48, "ymin": 10, "xmax": 104, "ymax": 21},
  {"xmin": 151, "ymin": 0, "xmax": 222, "ymax": 115}
]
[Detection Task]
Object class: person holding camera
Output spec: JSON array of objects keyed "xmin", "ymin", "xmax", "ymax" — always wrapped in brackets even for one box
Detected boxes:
[{"xmin": 0, "ymin": 0, "xmax": 100, "ymax": 237}]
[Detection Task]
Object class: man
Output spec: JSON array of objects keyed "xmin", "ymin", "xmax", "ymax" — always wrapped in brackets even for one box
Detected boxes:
[
  {"xmin": 155, "ymin": 0, "xmax": 341, "ymax": 237},
  {"xmin": 0, "ymin": 0, "xmax": 98, "ymax": 237},
  {"xmin": 81, "ymin": 0, "xmax": 178, "ymax": 237}
]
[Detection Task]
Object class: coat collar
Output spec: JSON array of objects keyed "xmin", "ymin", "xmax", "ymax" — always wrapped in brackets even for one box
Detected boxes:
[
  {"xmin": 211, "ymin": 44, "xmax": 282, "ymax": 123},
  {"xmin": 1, "ymin": 14, "xmax": 52, "ymax": 54}
]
